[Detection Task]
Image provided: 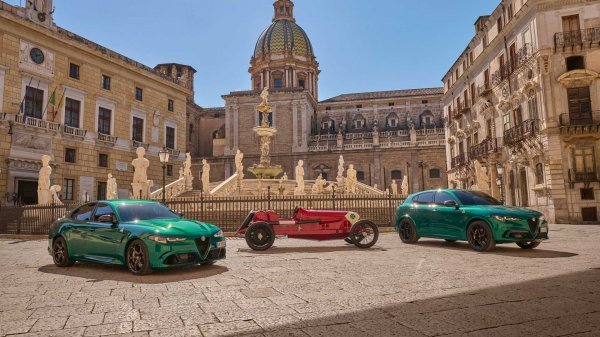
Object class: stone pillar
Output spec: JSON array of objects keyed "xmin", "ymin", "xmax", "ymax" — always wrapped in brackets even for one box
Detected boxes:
[{"xmin": 490, "ymin": 163, "xmax": 499, "ymax": 199}]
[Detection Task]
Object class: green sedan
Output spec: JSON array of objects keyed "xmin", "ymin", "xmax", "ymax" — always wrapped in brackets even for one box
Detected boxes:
[
  {"xmin": 395, "ymin": 189, "xmax": 548, "ymax": 252},
  {"xmin": 48, "ymin": 200, "xmax": 226, "ymax": 275}
]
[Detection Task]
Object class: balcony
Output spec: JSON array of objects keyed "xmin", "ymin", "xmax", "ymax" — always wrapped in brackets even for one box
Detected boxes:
[
  {"xmin": 491, "ymin": 44, "xmax": 536, "ymax": 87},
  {"xmin": 469, "ymin": 138, "xmax": 499, "ymax": 161},
  {"xmin": 62, "ymin": 125, "xmax": 87, "ymax": 139},
  {"xmin": 131, "ymin": 140, "xmax": 149, "ymax": 151},
  {"xmin": 568, "ymin": 169, "xmax": 599, "ymax": 188},
  {"xmin": 15, "ymin": 115, "xmax": 61, "ymax": 132},
  {"xmin": 97, "ymin": 133, "xmax": 117, "ymax": 145},
  {"xmin": 555, "ymin": 28, "xmax": 600, "ymax": 52},
  {"xmin": 166, "ymin": 147, "xmax": 181, "ymax": 157},
  {"xmin": 451, "ymin": 153, "xmax": 469, "ymax": 169},
  {"xmin": 559, "ymin": 111, "xmax": 600, "ymax": 136},
  {"xmin": 477, "ymin": 85, "xmax": 492, "ymax": 98},
  {"xmin": 504, "ymin": 119, "xmax": 540, "ymax": 147}
]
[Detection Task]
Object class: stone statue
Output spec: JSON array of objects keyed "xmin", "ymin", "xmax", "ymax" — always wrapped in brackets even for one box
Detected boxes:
[
  {"xmin": 49, "ymin": 185, "xmax": 62, "ymax": 205},
  {"xmin": 107, "ymin": 173, "xmax": 118, "ymax": 200},
  {"xmin": 179, "ymin": 167, "xmax": 184, "ymax": 179},
  {"xmin": 202, "ymin": 159, "xmax": 210, "ymax": 195},
  {"xmin": 259, "ymin": 87, "xmax": 269, "ymax": 107},
  {"xmin": 282, "ymin": 173, "xmax": 288, "ymax": 180},
  {"xmin": 295, "ymin": 160, "xmax": 305, "ymax": 195},
  {"xmin": 152, "ymin": 110, "xmax": 161, "ymax": 128},
  {"xmin": 391, "ymin": 179, "xmax": 398, "ymax": 195},
  {"xmin": 184, "ymin": 153, "xmax": 193, "ymax": 190},
  {"xmin": 131, "ymin": 147, "xmax": 150, "ymax": 199},
  {"xmin": 401, "ymin": 176, "xmax": 409, "ymax": 196},
  {"xmin": 337, "ymin": 155, "xmax": 345, "ymax": 178},
  {"xmin": 373, "ymin": 123, "xmax": 380, "ymax": 146},
  {"xmin": 37, "ymin": 155, "xmax": 51, "ymax": 205},
  {"xmin": 312, "ymin": 174, "xmax": 325, "ymax": 194},
  {"xmin": 336, "ymin": 129, "xmax": 344, "ymax": 148},
  {"xmin": 346, "ymin": 164, "xmax": 357, "ymax": 194},
  {"xmin": 260, "ymin": 137, "xmax": 271, "ymax": 167},
  {"xmin": 235, "ymin": 150, "xmax": 244, "ymax": 174}
]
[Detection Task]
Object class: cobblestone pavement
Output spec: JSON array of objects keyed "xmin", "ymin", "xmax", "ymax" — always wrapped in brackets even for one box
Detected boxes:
[{"xmin": 0, "ymin": 225, "xmax": 599, "ymax": 337}]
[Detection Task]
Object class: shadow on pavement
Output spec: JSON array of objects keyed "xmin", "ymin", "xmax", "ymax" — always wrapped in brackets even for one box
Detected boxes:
[
  {"xmin": 221, "ymin": 269, "xmax": 600, "ymax": 336},
  {"xmin": 38, "ymin": 263, "xmax": 228, "ymax": 284},
  {"xmin": 237, "ymin": 245, "xmax": 387, "ymax": 255},
  {"xmin": 416, "ymin": 240, "xmax": 578, "ymax": 258}
]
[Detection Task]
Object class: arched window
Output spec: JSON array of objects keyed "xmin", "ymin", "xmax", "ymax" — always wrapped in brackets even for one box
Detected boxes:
[
  {"xmin": 535, "ymin": 163, "xmax": 544, "ymax": 185},
  {"xmin": 321, "ymin": 117, "xmax": 334, "ymax": 132},
  {"xmin": 297, "ymin": 73, "xmax": 307, "ymax": 89},
  {"xmin": 353, "ymin": 114, "xmax": 366, "ymax": 130},
  {"xmin": 419, "ymin": 110, "xmax": 434, "ymax": 129},
  {"xmin": 386, "ymin": 112, "xmax": 399, "ymax": 128},
  {"xmin": 429, "ymin": 168, "xmax": 441, "ymax": 179},
  {"xmin": 391, "ymin": 170, "xmax": 403, "ymax": 180}
]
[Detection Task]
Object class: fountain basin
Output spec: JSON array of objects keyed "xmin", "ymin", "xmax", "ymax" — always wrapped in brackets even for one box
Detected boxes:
[{"xmin": 248, "ymin": 165, "xmax": 283, "ymax": 180}]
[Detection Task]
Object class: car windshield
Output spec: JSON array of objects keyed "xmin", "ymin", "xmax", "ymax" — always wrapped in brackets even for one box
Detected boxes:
[
  {"xmin": 117, "ymin": 203, "xmax": 181, "ymax": 222},
  {"xmin": 453, "ymin": 190, "xmax": 502, "ymax": 206}
]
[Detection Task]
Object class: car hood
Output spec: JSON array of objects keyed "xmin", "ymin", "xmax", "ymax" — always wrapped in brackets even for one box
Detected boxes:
[
  {"xmin": 125, "ymin": 218, "xmax": 220, "ymax": 237},
  {"xmin": 476, "ymin": 205, "xmax": 543, "ymax": 218}
]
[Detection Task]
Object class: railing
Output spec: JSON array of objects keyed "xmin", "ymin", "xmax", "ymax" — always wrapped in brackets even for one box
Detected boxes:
[
  {"xmin": 131, "ymin": 140, "xmax": 150, "ymax": 150},
  {"xmin": 451, "ymin": 153, "xmax": 468, "ymax": 168},
  {"xmin": 568, "ymin": 169, "xmax": 599, "ymax": 188},
  {"xmin": 555, "ymin": 28, "xmax": 600, "ymax": 50},
  {"xmin": 477, "ymin": 85, "xmax": 492, "ymax": 98},
  {"xmin": 503, "ymin": 119, "xmax": 539, "ymax": 146},
  {"xmin": 150, "ymin": 177, "xmax": 188, "ymax": 200},
  {"xmin": 15, "ymin": 115, "xmax": 61, "ymax": 131},
  {"xmin": 166, "ymin": 148, "xmax": 181, "ymax": 157},
  {"xmin": 98, "ymin": 133, "xmax": 117, "ymax": 145},
  {"xmin": 62, "ymin": 125, "xmax": 87, "ymax": 138},
  {"xmin": 309, "ymin": 139, "xmax": 444, "ymax": 152},
  {"xmin": 469, "ymin": 138, "xmax": 498, "ymax": 160},
  {"xmin": 0, "ymin": 202, "xmax": 80, "ymax": 235},
  {"xmin": 559, "ymin": 111, "xmax": 600, "ymax": 127}
]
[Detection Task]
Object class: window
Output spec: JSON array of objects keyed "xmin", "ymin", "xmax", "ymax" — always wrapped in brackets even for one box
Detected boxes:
[
  {"xmin": 429, "ymin": 169, "xmax": 441, "ymax": 179},
  {"xmin": 389, "ymin": 102, "xmax": 395, "ymax": 107},
  {"xmin": 93, "ymin": 203, "xmax": 115, "ymax": 220},
  {"xmin": 167, "ymin": 165, "xmax": 173, "ymax": 177},
  {"xmin": 98, "ymin": 107, "xmax": 112, "ymax": 135},
  {"xmin": 354, "ymin": 119, "xmax": 364, "ymax": 129},
  {"xmin": 507, "ymin": 3, "xmax": 514, "ymax": 21},
  {"xmin": 391, "ymin": 170, "xmax": 403, "ymax": 180},
  {"xmin": 97, "ymin": 182, "xmax": 107, "ymax": 201},
  {"xmin": 64, "ymin": 98, "xmax": 81, "ymax": 128},
  {"xmin": 503, "ymin": 113, "xmax": 511, "ymax": 131},
  {"xmin": 299, "ymin": 79, "xmax": 305, "ymax": 89},
  {"xmin": 356, "ymin": 171, "xmax": 365, "ymax": 182},
  {"xmin": 562, "ymin": 15, "xmax": 580, "ymax": 34},
  {"xmin": 166, "ymin": 126, "xmax": 175, "ymax": 149},
  {"xmin": 98, "ymin": 153, "xmax": 108, "ymax": 168},
  {"xmin": 568, "ymin": 87, "xmax": 592, "ymax": 122},
  {"xmin": 581, "ymin": 188, "xmax": 595, "ymax": 201},
  {"xmin": 65, "ymin": 148, "xmax": 76, "ymax": 163},
  {"xmin": 388, "ymin": 118, "xmax": 398, "ymax": 128},
  {"xmin": 325, "ymin": 106, "xmax": 331, "ymax": 111},
  {"xmin": 574, "ymin": 148, "xmax": 595, "ymax": 173},
  {"xmin": 581, "ymin": 207, "xmax": 598, "ymax": 222},
  {"xmin": 71, "ymin": 203, "xmax": 95, "ymax": 221},
  {"xmin": 168, "ymin": 99, "xmax": 174, "ymax": 112},
  {"xmin": 135, "ymin": 87, "xmax": 143, "ymax": 101},
  {"xmin": 69, "ymin": 63, "xmax": 80, "ymax": 80},
  {"xmin": 434, "ymin": 192, "xmax": 455, "ymax": 205},
  {"xmin": 416, "ymin": 192, "xmax": 435, "ymax": 204},
  {"xmin": 132, "ymin": 117, "xmax": 144, "ymax": 142},
  {"xmin": 528, "ymin": 93, "xmax": 539, "ymax": 120},
  {"xmin": 23, "ymin": 86, "xmax": 44, "ymax": 119},
  {"xmin": 566, "ymin": 56, "xmax": 585, "ymax": 71},
  {"xmin": 101, "ymin": 75, "xmax": 111, "ymax": 90},
  {"xmin": 64, "ymin": 179, "xmax": 75, "ymax": 201},
  {"xmin": 486, "ymin": 119, "xmax": 493, "ymax": 138},
  {"xmin": 535, "ymin": 163, "xmax": 544, "ymax": 185},
  {"xmin": 422, "ymin": 100, "xmax": 428, "ymax": 104},
  {"xmin": 356, "ymin": 105, "xmax": 362, "ymax": 109},
  {"xmin": 497, "ymin": 17, "xmax": 503, "ymax": 33}
]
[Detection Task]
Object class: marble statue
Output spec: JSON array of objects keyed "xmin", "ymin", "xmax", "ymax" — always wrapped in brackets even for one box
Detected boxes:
[
  {"xmin": 295, "ymin": 160, "xmax": 305, "ymax": 195},
  {"xmin": 282, "ymin": 173, "xmax": 288, "ymax": 181},
  {"xmin": 49, "ymin": 185, "xmax": 63, "ymax": 205},
  {"xmin": 131, "ymin": 147, "xmax": 150, "ymax": 199},
  {"xmin": 37, "ymin": 155, "xmax": 51, "ymax": 205},
  {"xmin": 107, "ymin": 173, "xmax": 118, "ymax": 200},
  {"xmin": 346, "ymin": 164, "xmax": 358, "ymax": 194},
  {"xmin": 184, "ymin": 153, "xmax": 193, "ymax": 190},
  {"xmin": 260, "ymin": 137, "xmax": 271, "ymax": 167},
  {"xmin": 373, "ymin": 123, "xmax": 380, "ymax": 146},
  {"xmin": 202, "ymin": 159, "xmax": 210, "ymax": 194},
  {"xmin": 401, "ymin": 176, "xmax": 409, "ymax": 196},
  {"xmin": 312, "ymin": 174, "xmax": 325, "ymax": 194},
  {"xmin": 337, "ymin": 155, "xmax": 345, "ymax": 178},
  {"xmin": 259, "ymin": 87, "xmax": 269, "ymax": 107},
  {"xmin": 235, "ymin": 150, "xmax": 244, "ymax": 174},
  {"xmin": 336, "ymin": 129, "xmax": 344, "ymax": 148},
  {"xmin": 390, "ymin": 179, "xmax": 398, "ymax": 195}
]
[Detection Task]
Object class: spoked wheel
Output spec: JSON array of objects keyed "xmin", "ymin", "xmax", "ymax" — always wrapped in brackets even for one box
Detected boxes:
[
  {"xmin": 127, "ymin": 239, "xmax": 151, "ymax": 275},
  {"xmin": 245, "ymin": 222, "xmax": 275, "ymax": 251},
  {"xmin": 467, "ymin": 221, "xmax": 496, "ymax": 252},
  {"xmin": 398, "ymin": 219, "xmax": 420, "ymax": 244},
  {"xmin": 517, "ymin": 241, "xmax": 541, "ymax": 249},
  {"xmin": 52, "ymin": 237, "xmax": 74, "ymax": 267},
  {"xmin": 350, "ymin": 220, "xmax": 379, "ymax": 249}
]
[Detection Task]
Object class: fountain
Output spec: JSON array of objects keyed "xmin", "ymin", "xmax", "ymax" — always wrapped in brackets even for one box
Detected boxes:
[{"xmin": 247, "ymin": 88, "xmax": 284, "ymax": 179}]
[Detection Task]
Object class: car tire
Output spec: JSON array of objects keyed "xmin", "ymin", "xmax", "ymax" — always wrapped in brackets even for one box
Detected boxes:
[
  {"xmin": 467, "ymin": 221, "xmax": 496, "ymax": 252},
  {"xmin": 200, "ymin": 260, "xmax": 216, "ymax": 266},
  {"xmin": 398, "ymin": 219, "xmax": 420, "ymax": 244},
  {"xmin": 516, "ymin": 241, "xmax": 541, "ymax": 249},
  {"xmin": 52, "ymin": 236, "xmax": 75, "ymax": 267},
  {"xmin": 245, "ymin": 222, "xmax": 275, "ymax": 251},
  {"xmin": 445, "ymin": 239, "xmax": 457, "ymax": 243},
  {"xmin": 344, "ymin": 237, "xmax": 353, "ymax": 244},
  {"xmin": 126, "ymin": 239, "xmax": 152, "ymax": 275},
  {"xmin": 350, "ymin": 220, "xmax": 379, "ymax": 249}
]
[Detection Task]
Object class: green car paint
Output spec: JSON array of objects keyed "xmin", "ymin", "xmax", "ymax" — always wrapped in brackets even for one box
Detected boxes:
[
  {"xmin": 395, "ymin": 189, "xmax": 549, "ymax": 246},
  {"xmin": 48, "ymin": 200, "xmax": 226, "ymax": 270}
]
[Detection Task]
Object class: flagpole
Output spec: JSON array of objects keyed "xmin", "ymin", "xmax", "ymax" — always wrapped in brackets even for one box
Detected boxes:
[
  {"xmin": 17, "ymin": 77, "xmax": 34, "ymax": 116},
  {"xmin": 42, "ymin": 86, "xmax": 57, "ymax": 120},
  {"xmin": 53, "ymin": 88, "xmax": 67, "ymax": 122}
]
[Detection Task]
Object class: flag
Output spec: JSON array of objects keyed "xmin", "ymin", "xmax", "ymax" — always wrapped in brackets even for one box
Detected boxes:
[
  {"xmin": 52, "ymin": 89, "xmax": 66, "ymax": 122},
  {"xmin": 44, "ymin": 88, "xmax": 56, "ymax": 120}
]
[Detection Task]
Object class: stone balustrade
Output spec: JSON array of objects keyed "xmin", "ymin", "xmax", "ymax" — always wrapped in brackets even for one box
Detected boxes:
[
  {"xmin": 150, "ymin": 176, "xmax": 188, "ymax": 200},
  {"xmin": 309, "ymin": 138, "xmax": 445, "ymax": 152}
]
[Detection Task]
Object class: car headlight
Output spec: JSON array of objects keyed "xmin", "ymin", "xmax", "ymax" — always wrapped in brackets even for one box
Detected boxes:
[
  {"xmin": 493, "ymin": 215, "xmax": 520, "ymax": 222},
  {"xmin": 213, "ymin": 230, "xmax": 224, "ymax": 238},
  {"xmin": 148, "ymin": 236, "xmax": 187, "ymax": 244},
  {"xmin": 539, "ymin": 215, "xmax": 547, "ymax": 223}
]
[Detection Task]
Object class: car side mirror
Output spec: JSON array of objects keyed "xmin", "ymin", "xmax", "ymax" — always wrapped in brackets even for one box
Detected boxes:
[
  {"xmin": 444, "ymin": 200, "xmax": 459, "ymax": 209},
  {"xmin": 98, "ymin": 214, "xmax": 118, "ymax": 225}
]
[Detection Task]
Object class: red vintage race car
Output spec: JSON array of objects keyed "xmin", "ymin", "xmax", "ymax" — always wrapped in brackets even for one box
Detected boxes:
[{"xmin": 236, "ymin": 207, "xmax": 379, "ymax": 251}]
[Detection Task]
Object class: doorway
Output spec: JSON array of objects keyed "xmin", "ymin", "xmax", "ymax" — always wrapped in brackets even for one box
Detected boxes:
[
  {"xmin": 519, "ymin": 168, "xmax": 529, "ymax": 207},
  {"xmin": 17, "ymin": 180, "xmax": 38, "ymax": 205}
]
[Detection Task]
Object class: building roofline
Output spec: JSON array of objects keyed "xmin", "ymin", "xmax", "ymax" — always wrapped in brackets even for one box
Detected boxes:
[{"xmin": 319, "ymin": 87, "xmax": 444, "ymax": 104}]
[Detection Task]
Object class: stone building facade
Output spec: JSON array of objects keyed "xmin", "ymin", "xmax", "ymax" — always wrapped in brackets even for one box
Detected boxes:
[
  {"xmin": 0, "ymin": 1, "xmax": 191, "ymax": 204},
  {"xmin": 443, "ymin": 0, "xmax": 600, "ymax": 223},
  {"xmin": 190, "ymin": 0, "xmax": 448, "ymax": 193}
]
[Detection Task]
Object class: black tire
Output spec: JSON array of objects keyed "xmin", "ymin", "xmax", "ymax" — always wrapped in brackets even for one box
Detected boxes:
[
  {"xmin": 445, "ymin": 239, "xmax": 457, "ymax": 243},
  {"xmin": 52, "ymin": 236, "xmax": 75, "ymax": 267},
  {"xmin": 350, "ymin": 220, "xmax": 379, "ymax": 249},
  {"xmin": 126, "ymin": 239, "xmax": 152, "ymax": 275},
  {"xmin": 344, "ymin": 237, "xmax": 353, "ymax": 244},
  {"xmin": 200, "ymin": 260, "xmax": 216, "ymax": 266},
  {"xmin": 245, "ymin": 222, "xmax": 275, "ymax": 251},
  {"xmin": 517, "ymin": 241, "xmax": 541, "ymax": 249},
  {"xmin": 398, "ymin": 219, "xmax": 420, "ymax": 244},
  {"xmin": 467, "ymin": 221, "xmax": 496, "ymax": 252}
]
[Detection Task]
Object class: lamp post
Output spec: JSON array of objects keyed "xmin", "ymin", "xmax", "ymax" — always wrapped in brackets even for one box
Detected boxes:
[
  {"xmin": 158, "ymin": 148, "xmax": 170, "ymax": 204},
  {"xmin": 496, "ymin": 164, "xmax": 504, "ymax": 204}
]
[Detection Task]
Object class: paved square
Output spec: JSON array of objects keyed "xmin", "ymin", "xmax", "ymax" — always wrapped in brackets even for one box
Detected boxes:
[{"xmin": 1, "ymin": 225, "xmax": 599, "ymax": 336}]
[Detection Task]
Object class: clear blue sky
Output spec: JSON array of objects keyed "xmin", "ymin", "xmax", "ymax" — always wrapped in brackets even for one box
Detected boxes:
[{"xmin": 7, "ymin": 0, "xmax": 498, "ymax": 107}]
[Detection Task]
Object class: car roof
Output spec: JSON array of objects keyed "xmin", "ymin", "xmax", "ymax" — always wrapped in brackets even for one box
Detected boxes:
[{"xmin": 98, "ymin": 200, "xmax": 159, "ymax": 205}]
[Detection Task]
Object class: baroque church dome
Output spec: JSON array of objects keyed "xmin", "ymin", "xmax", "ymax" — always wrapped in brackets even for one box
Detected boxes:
[{"xmin": 254, "ymin": 19, "xmax": 314, "ymax": 58}]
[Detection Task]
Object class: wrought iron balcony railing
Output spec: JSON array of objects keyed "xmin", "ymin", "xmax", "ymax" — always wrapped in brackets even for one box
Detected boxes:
[
  {"xmin": 503, "ymin": 119, "xmax": 540, "ymax": 146},
  {"xmin": 555, "ymin": 28, "xmax": 600, "ymax": 51},
  {"xmin": 559, "ymin": 111, "xmax": 600, "ymax": 127},
  {"xmin": 477, "ymin": 85, "xmax": 492, "ymax": 98},
  {"xmin": 451, "ymin": 153, "xmax": 468, "ymax": 169},
  {"xmin": 469, "ymin": 138, "xmax": 499, "ymax": 160},
  {"xmin": 568, "ymin": 169, "xmax": 599, "ymax": 188},
  {"xmin": 491, "ymin": 44, "xmax": 535, "ymax": 86}
]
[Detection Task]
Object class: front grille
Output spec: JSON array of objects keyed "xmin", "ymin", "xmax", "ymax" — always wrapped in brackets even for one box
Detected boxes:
[
  {"xmin": 195, "ymin": 238, "xmax": 210, "ymax": 258},
  {"xmin": 527, "ymin": 218, "xmax": 539, "ymax": 234},
  {"xmin": 164, "ymin": 253, "xmax": 198, "ymax": 265},
  {"xmin": 207, "ymin": 248, "xmax": 226, "ymax": 260}
]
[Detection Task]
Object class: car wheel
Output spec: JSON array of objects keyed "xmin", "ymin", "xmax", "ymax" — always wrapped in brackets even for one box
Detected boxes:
[
  {"xmin": 516, "ymin": 241, "xmax": 541, "ymax": 249},
  {"xmin": 467, "ymin": 221, "xmax": 496, "ymax": 252},
  {"xmin": 344, "ymin": 237, "xmax": 353, "ymax": 244},
  {"xmin": 245, "ymin": 222, "xmax": 275, "ymax": 251},
  {"xmin": 350, "ymin": 220, "xmax": 379, "ymax": 249},
  {"xmin": 398, "ymin": 219, "xmax": 420, "ymax": 244},
  {"xmin": 52, "ymin": 236, "xmax": 75, "ymax": 267},
  {"xmin": 200, "ymin": 260, "xmax": 216, "ymax": 266},
  {"xmin": 126, "ymin": 239, "xmax": 152, "ymax": 275},
  {"xmin": 445, "ymin": 239, "xmax": 457, "ymax": 243}
]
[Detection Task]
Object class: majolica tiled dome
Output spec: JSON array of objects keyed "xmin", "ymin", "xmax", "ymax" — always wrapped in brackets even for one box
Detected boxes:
[{"xmin": 254, "ymin": 19, "xmax": 314, "ymax": 58}]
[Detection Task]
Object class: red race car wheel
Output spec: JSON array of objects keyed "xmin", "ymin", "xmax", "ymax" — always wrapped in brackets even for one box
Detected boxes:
[{"xmin": 245, "ymin": 222, "xmax": 275, "ymax": 251}]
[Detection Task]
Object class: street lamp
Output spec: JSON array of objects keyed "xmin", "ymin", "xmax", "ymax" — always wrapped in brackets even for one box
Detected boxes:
[
  {"xmin": 496, "ymin": 164, "xmax": 504, "ymax": 204},
  {"xmin": 159, "ymin": 148, "xmax": 170, "ymax": 204}
]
